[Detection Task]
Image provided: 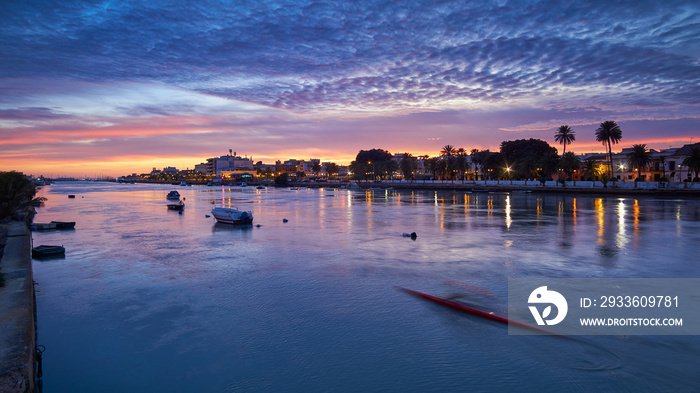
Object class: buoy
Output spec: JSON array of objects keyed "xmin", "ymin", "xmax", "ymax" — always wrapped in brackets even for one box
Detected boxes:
[
  {"xmin": 256, "ymin": 224, "xmax": 261, "ymax": 228},
  {"xmin": 282, "ymin": 218, "xmax": 288, "ymax": 223}
]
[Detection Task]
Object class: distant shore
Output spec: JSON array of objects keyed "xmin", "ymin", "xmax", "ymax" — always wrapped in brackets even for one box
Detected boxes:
[
  {"xmin": 61, "ymin": 178, "xmax": 700, "ymax": 197},
  {"xmin": 338, "ymin": 180, "xmax": 700, "ymax": 197}
]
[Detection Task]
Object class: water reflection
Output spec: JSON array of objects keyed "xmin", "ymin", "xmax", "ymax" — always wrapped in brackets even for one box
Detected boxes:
[
  {"xmin": 31, "ymin": 183, "xmax": 700, "ymax": 392},
  {"xmin": 505, "ymin": 195, "xmax": 512, "ymax": 229},
  {"xmin": 616, "ymin": 199, "xmax": 628, "ymax": 249}
]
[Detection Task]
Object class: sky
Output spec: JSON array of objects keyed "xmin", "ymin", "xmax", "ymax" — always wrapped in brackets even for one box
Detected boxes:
[{"xmin": 2, "ymin": 0, "xmax": 699, "ymax": 177}]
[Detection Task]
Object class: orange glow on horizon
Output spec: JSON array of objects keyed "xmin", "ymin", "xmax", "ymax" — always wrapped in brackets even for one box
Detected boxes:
[{"xmin": 3, "ymin": 133, "xmax": 697, "ymax": 178}]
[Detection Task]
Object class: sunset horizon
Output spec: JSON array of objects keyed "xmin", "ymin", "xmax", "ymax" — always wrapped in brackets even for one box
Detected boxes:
[{"xmin": 2, "ymin": 1, "xmax": 699, "ymax": 178}]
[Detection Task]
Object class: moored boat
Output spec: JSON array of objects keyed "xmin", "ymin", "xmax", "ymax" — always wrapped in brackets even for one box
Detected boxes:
[
  {"xmin": 167, "ymin": 190, "xmax": 181, "ymax": 199},
  {"xmin": 211, "ymin": 207, "xmax": 253, "ymax": 225},
  {"xmin": 51, "ymin": 221, "xmax": 76, "ymax": 229},
  {"xmin": 31, "ymin": 223, "xmax": 57, "ymax": 231},
  {"xmin": 32, "ymin": 245, "xmax": 65, "ymax": 259},
  {"xmin": 167, "ymin": 201, "xmax": 185, "ymax": 210}
]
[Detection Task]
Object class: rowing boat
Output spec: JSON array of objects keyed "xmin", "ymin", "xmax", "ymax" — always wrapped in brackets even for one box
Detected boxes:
[{"xmin": 397, "ymin": 287, "xmax": 572, "ymax": 338}]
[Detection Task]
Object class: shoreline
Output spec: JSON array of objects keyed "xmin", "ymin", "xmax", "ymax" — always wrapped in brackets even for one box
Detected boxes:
[
  {"xmin": 309, "ymin": 181, "xmax": 700, "ymax": 197},
  {"xmin": 54, "ymin": 178, "xmax": 700, "ymax": 197},
  {"xmin": 0, "ymin": 221, "xmax": 36, "ymax": 393}
]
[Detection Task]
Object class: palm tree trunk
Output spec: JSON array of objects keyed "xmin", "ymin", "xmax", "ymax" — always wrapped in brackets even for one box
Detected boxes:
[{"xmin": 607, "ymin": 140, "xmax": 613, "ymax": 178}]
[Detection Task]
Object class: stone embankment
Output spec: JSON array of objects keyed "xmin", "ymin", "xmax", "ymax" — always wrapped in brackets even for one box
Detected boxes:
[
  {"xmin": 309, "ymin": 180, "xmax": 700, "ymax": 196},
  {"xmin": 0, "ymin": 221, "xmax": 35, "ymax": 393}
]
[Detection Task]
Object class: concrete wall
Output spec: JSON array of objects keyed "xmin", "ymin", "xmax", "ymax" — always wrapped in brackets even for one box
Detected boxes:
[
  {"xmin": 363, "ymin": 179, "xmax": 700, "ymax": 190},
  {"xmin": 0, "ymin": 221, "xmax": 35, "ymax": 393}
]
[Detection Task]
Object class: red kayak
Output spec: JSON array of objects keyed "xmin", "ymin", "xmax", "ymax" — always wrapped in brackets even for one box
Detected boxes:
[{"xmin": 397, "ymin": 287, "xmax": 573, "ymax": 339}]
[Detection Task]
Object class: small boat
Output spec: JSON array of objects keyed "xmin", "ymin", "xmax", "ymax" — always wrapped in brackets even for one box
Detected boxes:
[
  {"xmin": 398, "ymin": 287, "xmax": 573, "ymax": 339},
  {"xmin": 32, "ymin": 245, "xmax": 65, "ymax": 259},
  {"xmin": 68, "ymin": 195, "xmax": 76, "ymax": 198},
  {"xmin": 211, "ymin": 207, "xmax": 254, "ymax": 225},
  {"xmin": 31, "ymin": 223, "xmax": 57, "ymax": 231},
  {"xmin": 256, "ymin": 186, "xmax": 265, "ymax": 190},
  {"xmin": 166, "ymin": 190, "xmax": 181, "ymax": 199},
  {"xmin": 51, "ymin": 221, "xmax": 76, "ymax": 229},
  {"xmin": 167, "ymin": 201, "xmax": 185, "ymax": 211}
]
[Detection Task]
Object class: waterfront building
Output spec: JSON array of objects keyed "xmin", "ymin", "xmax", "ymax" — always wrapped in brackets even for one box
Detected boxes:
[
  {"xmin": 583, "ymin": 142, "xmax": 699, "ymax": 183},
  {"xmin": 202, "ymin": 152, "xmax": 255, "ymax": 176}
]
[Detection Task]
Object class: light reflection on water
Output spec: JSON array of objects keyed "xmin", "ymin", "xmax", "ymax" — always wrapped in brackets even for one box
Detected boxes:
[{"xmin": 32, "ymin": 182, "xmax": 700, "ymax": 392}]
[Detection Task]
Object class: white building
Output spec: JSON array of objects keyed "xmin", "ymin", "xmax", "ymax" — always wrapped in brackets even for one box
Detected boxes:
[{"xmin": 200, "ymin": 152, "xmax": 255, "ymax": 176}]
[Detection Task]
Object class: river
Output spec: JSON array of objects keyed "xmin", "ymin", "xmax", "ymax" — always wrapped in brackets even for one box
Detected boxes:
[{"xmin": 31, "ymin": 182, "xmax": 700, "ymax": 392}]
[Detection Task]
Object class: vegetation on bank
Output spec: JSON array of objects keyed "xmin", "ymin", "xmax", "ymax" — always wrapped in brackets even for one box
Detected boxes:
[
  {"xmin": 0, "ymin": 171, "xmax": 39, "ymax": 221},
  {"xmin": 349, "ymin": 120, "xmax": 698, "ymax": 183},
  {"xmin": 118, "ymin": 119, "xmax": 699, "ymax": 184}
]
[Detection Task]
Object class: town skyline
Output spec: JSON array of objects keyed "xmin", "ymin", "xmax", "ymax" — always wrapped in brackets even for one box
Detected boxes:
[{"xmin": 2, "ymin": 1, "xmax": 699, "ymax": 177}]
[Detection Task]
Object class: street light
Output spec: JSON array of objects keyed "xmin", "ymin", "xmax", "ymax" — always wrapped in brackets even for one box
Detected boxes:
[{"xmin": 619, "ymin": 164, "xmax": 625, "ymax": 181}]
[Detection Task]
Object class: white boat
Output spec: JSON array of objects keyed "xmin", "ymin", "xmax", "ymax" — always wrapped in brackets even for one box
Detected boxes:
[{"xmin": 211, "ymin": 207, "xmax": 254, "ymax": 225}]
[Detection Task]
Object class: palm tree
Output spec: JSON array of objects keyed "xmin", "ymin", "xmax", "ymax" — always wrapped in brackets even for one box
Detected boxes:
[
  {"xmin": 626, "ymin": 144, "xmax": 653, "ymax": 181},
  {"xmin": 454, "ymin": 152, "xmax": 470, "ymax": 181},
  {"xmin": 470, "ymin": 149, "xmax": 482, "ymax": 180},
  {"xmin": 595, "ymin": 121, "xmax": 623, "ymax": 178},
  {"xmin": 560, "ymin": 152, "xmax": 581, "ymax": 183},
  {"xmin": 682, "ymin": 146, "xmax": 700, "ymax": 180},
  {"xmin": 325, "ymin": 162, "xmax": 340, "ymax": 179},
  {"xmin": 582, "ymin": 158, "xmax": 600, "ymax": 182},
  {"xmin": 539, "ymin": 151, "xmax": 560, "ymax": 178},
  {"xmin": 441, "ymin": 145, "xmax": 456, "ymax": 157},
  {"xmin": 399, "ymin": 153, "xmax": 417, "ymax": 181},
  {"xmin": 425, "ymin": 157, "xmax": 440, "ymax": 180},
  {"xmin": 554, "ymin": 125, "xmax": 576, "ymax": 155}
]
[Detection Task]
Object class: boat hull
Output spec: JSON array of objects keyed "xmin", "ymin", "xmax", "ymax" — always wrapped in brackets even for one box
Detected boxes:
[
  {"xmin": 51, "ymin": 221, "xmax": 76, "ymax": 229},
  {"xmin": 32, "ymin": 245, "xmax": 65, "ymax": 259},
  {"xmin": 211, "ymin": 208, "xmax": 253, "ymax": 225}
]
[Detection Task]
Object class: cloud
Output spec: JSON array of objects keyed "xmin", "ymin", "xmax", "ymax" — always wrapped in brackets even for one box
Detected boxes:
[
  {"xmin": 2, "ymin": 0, "xmax": 700, "ymax": 175},
  {"xmin": 3, "ymin": 0, "xmax": 699, "ymax": 113}
]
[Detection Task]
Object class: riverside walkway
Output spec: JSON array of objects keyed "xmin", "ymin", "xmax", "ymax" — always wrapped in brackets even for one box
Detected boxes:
[
  {"xmin": 311, "ymin": 179, "xmax": 700, "ymax": 195},
  {"xmin": 0, "ymin": 221, "xmax": 35, "ymax": 393}
]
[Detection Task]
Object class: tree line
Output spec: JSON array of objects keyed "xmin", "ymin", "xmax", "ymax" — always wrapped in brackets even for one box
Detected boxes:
[{"xmin": 349, "ymin": 121, "xmax": 700, "ymax": 182}]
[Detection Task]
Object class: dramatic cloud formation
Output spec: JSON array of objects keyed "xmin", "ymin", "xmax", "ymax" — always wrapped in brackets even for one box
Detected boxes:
[{"xmin": 1, "ymin": 0, "xmax": 699, "ymax": 176}]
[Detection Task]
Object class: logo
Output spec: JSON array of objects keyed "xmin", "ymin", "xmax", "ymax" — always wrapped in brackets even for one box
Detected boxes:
[{"xmin": 528, "ymin": 286, "xmax": 568, "ymax": 326}]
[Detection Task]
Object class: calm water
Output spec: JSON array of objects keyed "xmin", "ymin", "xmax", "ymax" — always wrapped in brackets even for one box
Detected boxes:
[{"xmin": 32, "ymin": 182, "xmax": 700, "ymax": 392}]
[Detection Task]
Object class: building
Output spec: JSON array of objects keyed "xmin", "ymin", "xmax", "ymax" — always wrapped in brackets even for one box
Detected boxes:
[
  {"xmin": 198, "ymin": 151, "xmax": 255, "ymax": 176},
  {"xmin": 583, "ymin": 142, "xmax": 699, "ymax": 182}
]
